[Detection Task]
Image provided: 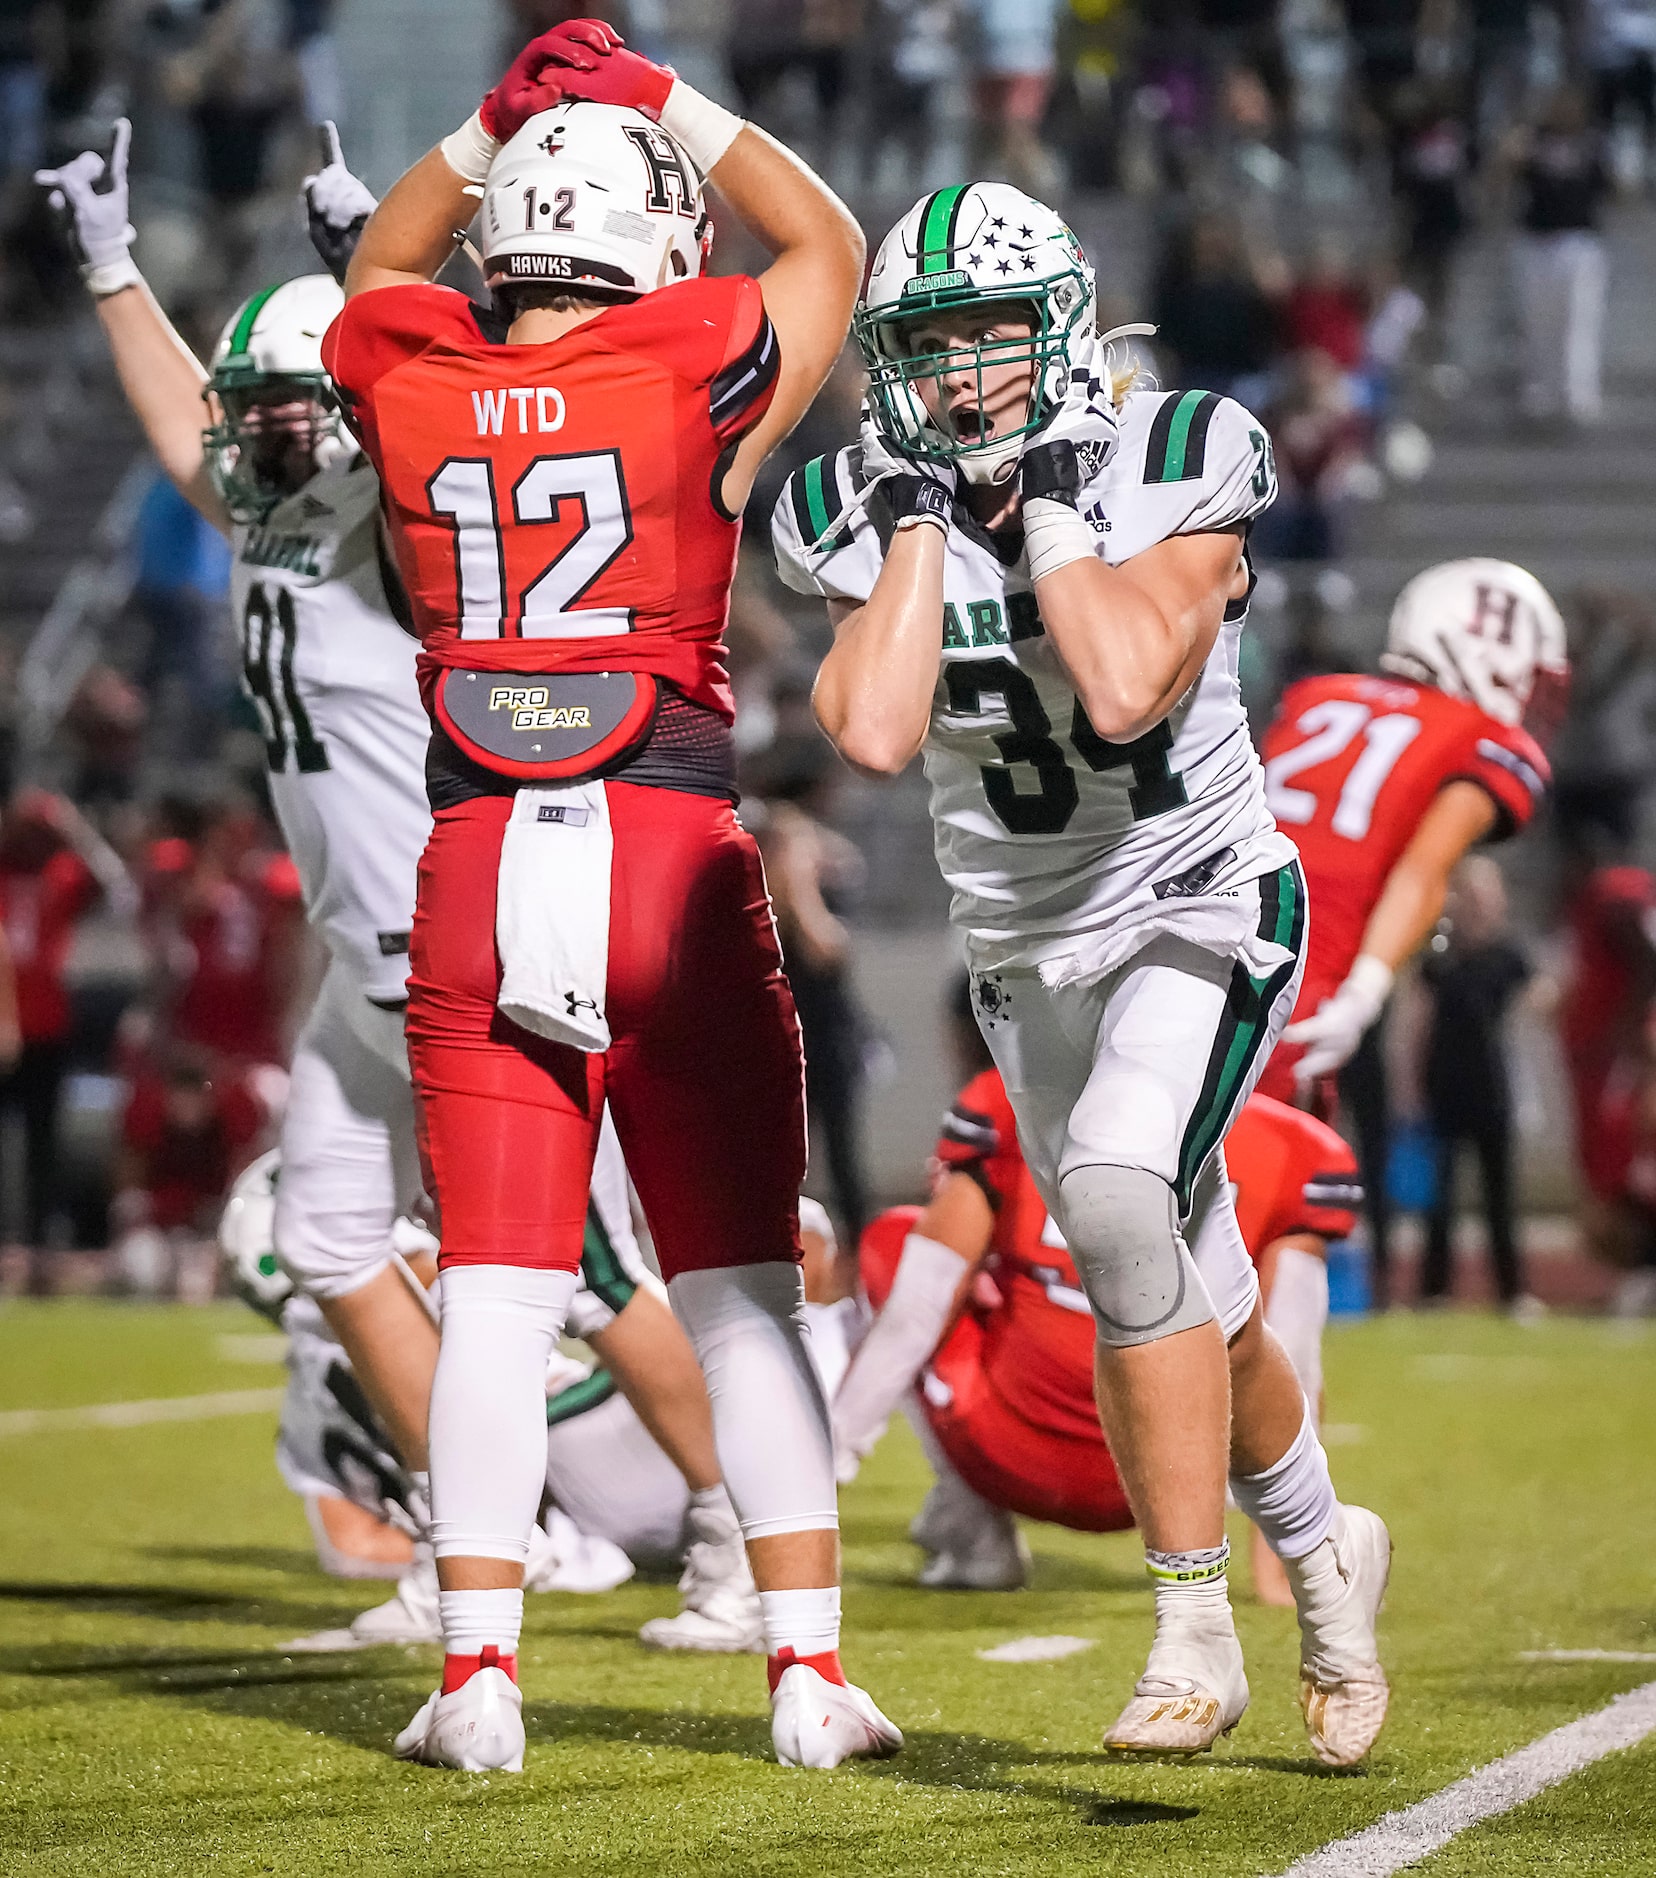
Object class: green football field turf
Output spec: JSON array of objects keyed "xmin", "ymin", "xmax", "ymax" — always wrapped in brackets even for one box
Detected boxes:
[{"xmin": 1, "ymin": 1301, "xmax": 1653, "ymax": 1877}]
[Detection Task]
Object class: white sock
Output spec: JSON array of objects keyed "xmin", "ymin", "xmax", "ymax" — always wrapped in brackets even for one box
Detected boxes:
[
  {"xmin": 1230, "ymin": 1412, "xmax": 1337, "ymax": 1561},
  {"xmin": 758, "ymin": 1586, "xmax": 841, "ymax": 1657},
  {"xmin": 1265, "ymin": 1248, "xmax": 1329, "ymax": 1416},
  {"xmin": 428, "ymin": 1263, "xmax": 579, "ymax": 1566},
  {"xmin": 1145, "ymin": 1544, "xmax": 1233, "ymax": 1636},
  {"xmin": 438, "ymin": 1587, "xmax": 523, "ymax": 1656},
  {"xmin": 668, "ymin": 1263, "xmax": 839, "ymax": 1542}
]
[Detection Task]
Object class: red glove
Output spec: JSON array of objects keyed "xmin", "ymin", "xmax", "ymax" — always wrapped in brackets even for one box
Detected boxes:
[
  {"xmin": 552, "ymin": 39, "xmax": 676, "ymax": 120},
  {"xmin": 479, "ymin": 19, "xmax": 623, "ymax": 142}
]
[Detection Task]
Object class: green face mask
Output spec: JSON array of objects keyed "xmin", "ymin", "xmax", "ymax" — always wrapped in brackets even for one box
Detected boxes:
[
  {"xmin": 854, "ymin": 268, "xmax": 1091, "ymax": 471},
  {"xmin": 203, "ymin": 365, "xmax": 343, "ymax": 525}
]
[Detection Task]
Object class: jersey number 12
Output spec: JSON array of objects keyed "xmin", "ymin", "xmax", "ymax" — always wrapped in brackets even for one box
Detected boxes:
[{"xmin": 428, "ymin": 450, "xmax": 634, "ymax": 640}]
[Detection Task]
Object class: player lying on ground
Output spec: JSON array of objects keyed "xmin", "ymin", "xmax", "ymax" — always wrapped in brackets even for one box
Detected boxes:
[
  {"xmin": 37, "ymin": 121, "xmax": 445, "ymax": 1538},
  {"xmin": 324, "ymin": 22, "xmax": 892, "ymax": 1770},
  {"xmin": 220, "ymin": 1143, "xmax": 764, "ymax": 1653},
  {"xmin": 837, "ymin": 1063, "xmax": 1372, "ymax": 1763},
  {"xmin": 782, "ymin": 179, "xmax": 1388, "ymax": 1759}
]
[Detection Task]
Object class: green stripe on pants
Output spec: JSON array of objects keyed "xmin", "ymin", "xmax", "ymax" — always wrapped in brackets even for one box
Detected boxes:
[
  {"xmin": 580, "ymin": 1207, "xmax": 636, "ymax": 1315},
  {"xmin": 1175, "ymin": 864, "xmax": 1305, "ymax": 1209}
]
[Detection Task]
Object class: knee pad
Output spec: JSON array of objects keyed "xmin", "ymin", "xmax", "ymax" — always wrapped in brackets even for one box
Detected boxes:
[{"xmin": 1057, "ymin": 1163, "xmax": 1217, "ymax": 1348}]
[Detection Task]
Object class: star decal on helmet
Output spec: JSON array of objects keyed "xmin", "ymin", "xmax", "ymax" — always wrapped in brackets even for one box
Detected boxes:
[
  {"xmin": 1021, "ymin": 255, "xmax": 1036, "ymax": 270},
  {"xmin": 991, "ymin": 216, "xmax": 1006, "ymax": 229},
  {"xmin": 984, "ymin": 233, "xmax": 999, "ymax": 249},
  {"xmin": 1019, "ymin": 225, "xmax": 1033, "ymax": 239},
  {"xmin": 995, "ymin": 259, "xmax": 1012, "ymax": 275},
  {"xmin": 968, "ymin": 252, "xmax": 982, "ymax": 266}
]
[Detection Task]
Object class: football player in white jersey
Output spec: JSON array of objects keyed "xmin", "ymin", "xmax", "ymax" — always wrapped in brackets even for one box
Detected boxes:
[
  {"xmin": 776, "ymin": 182, "xmax": 1390, "ymax": 1764},
  {"xmin": 38, "ymin": 119, "xmax": 757, "ymax": 1655},
  {"xmin": 36, "ymin": 120, "xmax": 442, "ymax": 1502}
]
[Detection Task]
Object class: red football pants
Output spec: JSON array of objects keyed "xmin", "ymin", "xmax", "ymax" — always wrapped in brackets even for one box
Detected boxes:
[
  {"xmin": 407, "ymin": 784, "xmax": 807, "ymax": 1277},
  {"xmin": 860, "ymin": 1209, "xmax": 1134, "ymax": 1535}
]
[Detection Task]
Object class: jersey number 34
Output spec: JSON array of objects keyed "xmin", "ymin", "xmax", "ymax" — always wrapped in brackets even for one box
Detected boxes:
[{"xmin": 946, "ymin": 658, "xmax": 1188, "ymax": 835}]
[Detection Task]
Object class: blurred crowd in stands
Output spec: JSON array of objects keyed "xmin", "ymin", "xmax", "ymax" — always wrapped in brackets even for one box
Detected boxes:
[{"xmin": 0, "ymin": 0, "xmax": 1650, "ymax": 1314}]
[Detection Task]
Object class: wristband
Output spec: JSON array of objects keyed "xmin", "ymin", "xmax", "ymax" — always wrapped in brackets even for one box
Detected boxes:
[
  {"xmin": 440, "ymin": 108, "xmax": 500, "ymax": 186},
  {"xmin": 888, "ymin": 477, "xmax": 951, "ymax": 533},
  {"xmin": 85, "ymin": 252, "xmax": 142, "ymax": 298},
  {"xmin": 1020, "ymin": 437, "xmax": 1082, "ymax": 507},
  {"xmin": 658, "ymin": 79, "xmax": 745, "ymax": 174},
  {"xmin": 1022, "ymin": 496, "xmax": 1097, "ymax": 584}
]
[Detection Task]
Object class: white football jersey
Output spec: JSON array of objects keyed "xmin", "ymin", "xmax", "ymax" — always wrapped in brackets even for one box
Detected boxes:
[
  {"xmin": 773, "ymin": 387, "xmax": 1297, "ymax": 969},
  {"xmin": 230, "ymin": 455, "xmax": 430, "ymax": 1004}
]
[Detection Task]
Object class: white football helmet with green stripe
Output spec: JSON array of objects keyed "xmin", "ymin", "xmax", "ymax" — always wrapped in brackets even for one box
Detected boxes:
[
  {"xmin": 204, "ymin": 274, "xmax": 354, "ymax": 523},
  {"xmin": 855, "ymin": 182, "xmax": 1096, "ymax": 484}
]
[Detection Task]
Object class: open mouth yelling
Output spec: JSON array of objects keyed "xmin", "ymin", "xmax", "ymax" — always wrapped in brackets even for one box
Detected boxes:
[{"xmin": 949, "ymin": 403, "xmax": 993, "ymax": 444}]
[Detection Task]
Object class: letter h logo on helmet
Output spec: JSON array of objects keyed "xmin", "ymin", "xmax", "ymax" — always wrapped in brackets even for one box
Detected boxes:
[{"xmin": 622, "ymin": 124, "xmax": 697, "ymax": 217}]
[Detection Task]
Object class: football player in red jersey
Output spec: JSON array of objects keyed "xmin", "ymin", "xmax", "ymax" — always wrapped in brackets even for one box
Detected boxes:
[
  {"xmin": 321, "ymin": 23, "xmax": 894, "ymax": 1771},
  {"xmin": 1254, "ymin": 558, "xmax": 1566, "ymax": 1296},
  {"xmin": 837, "ymin": 1070, "xmax": 1373, "ymax": 1765}
]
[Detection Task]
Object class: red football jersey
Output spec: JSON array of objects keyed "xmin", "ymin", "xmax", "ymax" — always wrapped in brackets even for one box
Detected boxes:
[
  {"xmin": 1224, "ymin": 1093, "xmax": 1360, "ymax": 1252},
  {"xmin": 933, "ymin": 1075, "xmax": 1356, "ymax": 1441},
  {"xmin": 145, "ymin": 844, "xmax": 303, "ymax": 1065},
  {"xmin": 322, "ymin": 276, "xmax": 779, "ymax": 721},
  {"xmin": 1261, "ymin": 673, "xmax": 1549, "ymax": 1017},
  {"xmin": 1560, "ymin": 865, "xmax": 1656, "ymax": 1072},
  {"xmin": 0, "ymin": 850, "xmax": 98, "ymax": 1042}
]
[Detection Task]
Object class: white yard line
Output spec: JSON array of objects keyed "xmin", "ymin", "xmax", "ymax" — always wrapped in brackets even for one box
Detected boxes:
[
  {"xmin": 1520, "ymin": 1650, "xmax": 1656, "ymax": 1664},
  {"xmin": 0, "ymin": 1387, "xmax": 283, "ymax": 1436},
  {"xmin": 1277, "ymin": 1679, "xmax": 1656, "ymax": 1877},
  {"xmin": 976, "ymin": 1635, "xmax": 1095, "ymax": 1663}
]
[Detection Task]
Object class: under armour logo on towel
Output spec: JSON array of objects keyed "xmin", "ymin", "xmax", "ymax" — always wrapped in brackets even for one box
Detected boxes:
[
  {"xmin": 564, "ymin": 992, "xmax": 600, "ymax": 1017},
  {"xmin": 538, "ymin": 805, "xmax": 591, "ymax": 826}
]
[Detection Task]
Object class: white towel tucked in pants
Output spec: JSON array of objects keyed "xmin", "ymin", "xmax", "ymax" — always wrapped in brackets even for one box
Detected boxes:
[{"xmin": 495, "ymin": 781, "xmax": 613, "ymax": 1053}]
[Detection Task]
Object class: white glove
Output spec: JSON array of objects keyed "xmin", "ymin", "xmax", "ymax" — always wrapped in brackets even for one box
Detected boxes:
[
  {"xmin": 1022, "ymin": 334, "xmax": 1123, "ymax": 482},
  {"xmin": 303, "ymin": 120, "xmax": 377, "ymax": 286},
  {"xmin": 856, "ymin": 401, "xmax": 957, "ymax": 536},
  {"xmin": 1282, "ymin": 953, "xmax": 1393, "ymax": 1086},
  {"xmin": 34, "ymin": 117, "xmax": 140, "ymax": 298},
  {"xmin": 831, "ymin": 1414, "xmax": 873, "ymax": 1486}
]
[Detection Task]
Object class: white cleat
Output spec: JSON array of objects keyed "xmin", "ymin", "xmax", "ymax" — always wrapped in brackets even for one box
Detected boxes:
[
  {"xmin": 282, "ymin": 1556, "xmax": 442, "ymax": 1651},
  {"xmin": 916, "ymin": 1513, "xmax": 1030, "ymax": 1591},
  {"xmin": 348, "ymin": 1556, "xmax": 441, "ymax": 1645},
  {"xmin": 524, "ymin": 1507, "xmax": 635, "ymax": 1595},
  {"xmin": 1103, "ymin": 1605, "xmax": 1249, "ymax": 1756},
  {"xmin": 910, "ymin": 1468, "xmax": 1030, "ymax": 1589},
  {"xmin": 1286, "ymin": 1503, "xmax": 1392, "ymax": 1768},
  {"xmin": 770, "ymin": 1664, "xmax": 904, "ymax": 1769},
  {"xmin": 639, "ymin": 1496, "xmax": 763, "ymax": 1653},
  {"xmin": 393, "ymin": 1663, "xmax": 525, "ymax": 1772}
]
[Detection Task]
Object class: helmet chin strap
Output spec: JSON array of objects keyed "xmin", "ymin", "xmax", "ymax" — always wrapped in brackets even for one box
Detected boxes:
[{"xmin": 958, "ymin": 439, "xmax": 1022, "ymax": 486}]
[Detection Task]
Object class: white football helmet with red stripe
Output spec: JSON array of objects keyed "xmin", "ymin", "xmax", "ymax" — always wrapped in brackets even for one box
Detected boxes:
[
  {"xmin": 1380, "ymin": 558, "xmax": 1569, "ymax": 737},
  {"xmin": 480, "ymin": 102, "xmax": 711, "ymax": 304}
]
